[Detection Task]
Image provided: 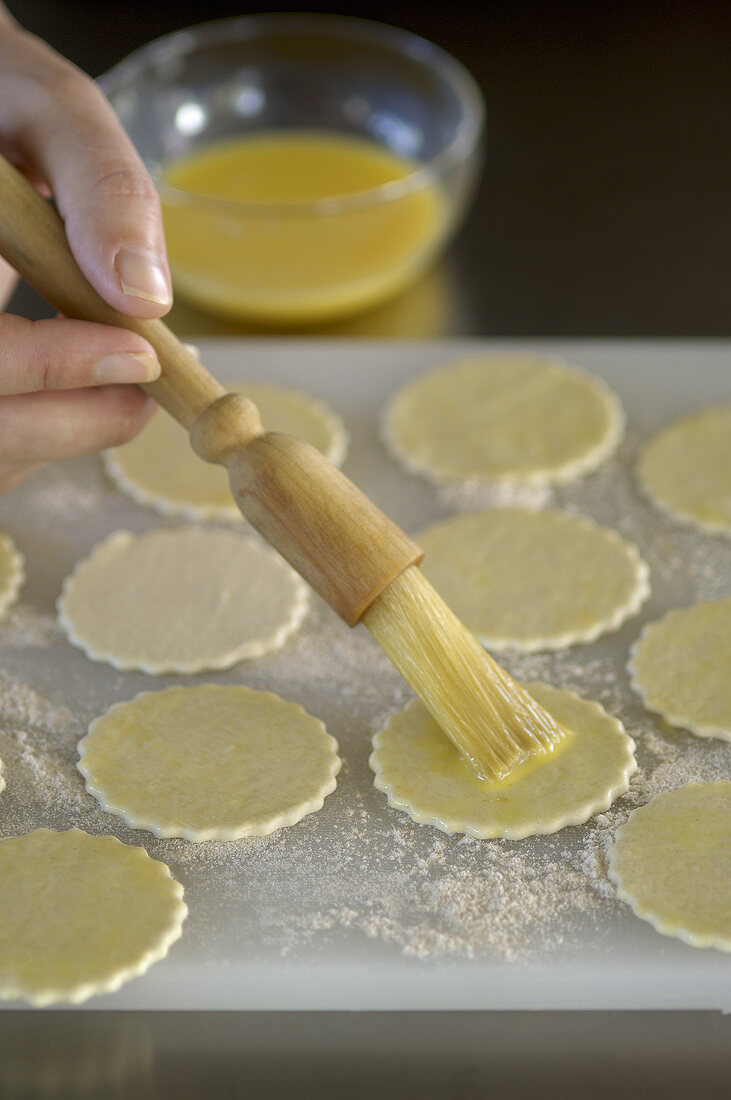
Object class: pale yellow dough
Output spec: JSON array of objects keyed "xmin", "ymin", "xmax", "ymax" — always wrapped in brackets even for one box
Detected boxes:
[
  {"xmin": 104, "ymin": 381, "xmax": 349, "ymax": 521},
  {"xmin": 370, "ymin": 682, "xmax": 637, "ymax": 839},
  {"xmin": 637, "ymin": 405, "xmax": 731, "ymax": 535},
  {"xmin": 57, "ymin": 527, "xmax": 308, "ymax": 674},
  {"xmin": 608, "ymin": 782, "xmax": 731, "ymax": 952},
  {"xmin": 383, "ymin": 355, "xmax": 624, "ymax": 485},
  {"xmin": 418, "ymin": 508, "xmax": 649, "ymax": 651},
  {"xmin": 78, "ymin": 685, "xmax": 341, "ymax": 840},
  {"xmin": 628, "ymin": 599, "xmax": 731, "ymax": 741},
  {"xmin": 0, "ymin": 829, "xmax": 187, "ymax": 1005},
  {"xmin": 0, "ymin": 532, "xmax": 24, "ymax": 619}
]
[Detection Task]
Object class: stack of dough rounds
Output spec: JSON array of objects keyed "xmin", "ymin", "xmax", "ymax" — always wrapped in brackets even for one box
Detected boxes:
[
  {"xmin": 0, "ymin": 532, "xmax": 24, "ymax": 619},
  {"xmin": 0, "ymin": 829, "xmax": 187, "ymax": 1005},
  {"xmin": 370, "ymin": 682, "xmax": 637, "ymax": 839},
  {"xmin": 383, "ymin": 354, "xmax": 624, "ymax": 486},
  {"xmin": 104, "ymin": 381, "xmax": 349, "ymax": 521},
  {"xmin": 417, "ymin": 507, "xmax": 650, "ymax": 650},
  {"xmin": 77, "ymin": 685, "xmax": 341, "ymax": 840},
  {"xmin": 628, "ymin": 598, "xmax": 731, "ymax": 741},
  {"xmin": 57, "ymin": 526, "xmax": 308, "ymax": 673},
  {"xmin": 608, "ymin": 782, "xmax": 731, "ymax": 952},
  {"xmin": 637, "ymin": 405, "xmax": 731, "ymax": 535}
]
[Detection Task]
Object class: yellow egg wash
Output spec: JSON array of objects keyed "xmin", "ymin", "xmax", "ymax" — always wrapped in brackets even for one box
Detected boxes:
[
  {"xmin": 482, "ymin": 729, "xmax": 574, "ymax": 791},
  {"xmin": 416, "ymin": 722, "xmax": 572, "ymax": 792},
  {"xmin": 160, "ymin": 132, "xmax": 447, "ymax": 323}
]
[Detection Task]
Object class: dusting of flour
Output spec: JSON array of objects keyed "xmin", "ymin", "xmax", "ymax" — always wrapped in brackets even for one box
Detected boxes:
[{"xmin": 0, "ymin": 403, "xmax": 729, "ymax": 966}]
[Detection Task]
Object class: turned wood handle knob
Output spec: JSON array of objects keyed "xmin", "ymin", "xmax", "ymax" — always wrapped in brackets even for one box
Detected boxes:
[{"xmin": 190, "ymin": 394, "xmax": 264, "ymax": 464}]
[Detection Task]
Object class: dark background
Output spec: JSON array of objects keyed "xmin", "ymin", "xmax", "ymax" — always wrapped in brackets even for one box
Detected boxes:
[
  {"xmin": 5, "ymin": 0, "xmax": 731, "ymax": 335},
  {"xmin": 2, "ymin": 3, "xmax": 731, "ymax": 1097}
]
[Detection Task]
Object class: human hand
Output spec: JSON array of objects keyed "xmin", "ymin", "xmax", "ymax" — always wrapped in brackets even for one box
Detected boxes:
[{"xmin": 0, "ymin": 5, "xmax": 171, "ymax": 494}]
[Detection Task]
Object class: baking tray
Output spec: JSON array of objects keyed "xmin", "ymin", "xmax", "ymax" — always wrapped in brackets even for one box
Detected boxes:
[{"xmin": 0, "ymin": 338, "xmax": 729, "ymax": 1012}]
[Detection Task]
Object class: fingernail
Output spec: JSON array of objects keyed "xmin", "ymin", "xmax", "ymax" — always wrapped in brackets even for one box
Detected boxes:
[
  {"xmin": 115, "ymin": 245, "xmax": 172, "ymax": 306},
  {"xmin": 94, "ymin": 352, "xmax": 161, "ymax": 384}
]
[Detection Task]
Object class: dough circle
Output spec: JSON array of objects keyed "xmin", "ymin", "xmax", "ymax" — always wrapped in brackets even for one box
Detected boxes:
[
  {"xmin": 57, "ymin": 526, "xmax": 308, "ymax": 674},
  {"xmin": 370, "ymin": 682, "xmax": 637, "ymax": 839},
  {"xmin": 104, "ymin": 381, "xmax": 349, "ymax": 521},
  {"xmin": 0, "ymin": 532, "xmax": 25, "ymax": 619},
  {"xmin": 608, "ymin": 782, "xmax": 731, "ymax": 952},
  {"xmin": 637, "ymin": 405, "xmax": 731, "ymax": 536},
  {"xmin": 383, "ymin": 355, "xmax": 624, "ymax": 485},
  {"xmin": 628, "ymin": 598, "xmax": 731, "ymax": 742},
  {"xmin": 78, "ymin": 684, "xmax": 341, "ymax": 840},
  {"xmin": 418, "ymin": 508, "xmax": 650, "ymax": 651},
  {"xmin": 0, "ymin": 828, "xmax": 187, "ymax": 1005}
]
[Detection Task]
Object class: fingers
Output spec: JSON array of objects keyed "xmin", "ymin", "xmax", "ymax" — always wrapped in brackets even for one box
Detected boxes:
[
  {"xmin": 0, "ymin": 26, "xmax": 172, "ymax": 319},
  {"xmin": 0, "ymin": 6, "xmax": 18, "ymax": 30},
  {"xmin": 0, "ymin": 461, "xmax": 45, "ymax": 496},
  {"xmin": 0, "ymin": 386, "xmax": 157, "ymax": 464},
  {"xmin": 0, "ymin": 309, "xmax": 160, "ymax": 488},
  {"xmin": 0, "ymin": 314, "xmax": 161, "ymax": 394},
  {"xmin": 0, "ymin": 17, "xmax": 168, "ymax": 495}
]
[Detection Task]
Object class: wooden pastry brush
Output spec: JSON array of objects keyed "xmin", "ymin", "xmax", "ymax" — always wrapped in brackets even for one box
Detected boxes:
[{"xmin": 0, "ymin": 152, "xmax": 564, "ymax": 781}]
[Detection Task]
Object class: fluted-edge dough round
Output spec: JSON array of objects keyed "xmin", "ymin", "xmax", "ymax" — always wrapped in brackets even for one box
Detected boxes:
[
  {"xmin": 628, "ymin": 598, "xmax": 731, "ymax": 742},
  {"xmin": 104, "ymin": 381, "xmax": 349, "ymax": 521},
  {"xmin": 383, "ymin": 355, "xmax": 624, "ymax": 486},
  {"xmin": 0, "ymin": 829, "xmax": 187, "ymax": 1006},
  {"xmin": 370, "ymin": 682, "xmax": 637, "ymax": 839},
  {"xmin": 637, "ymin": 405, "xmax": 731, "ymax": 536},
  {"xmin": 78, "ymin": 685, "xmax": 341, "ymax": 841},
  {"xmin": 418, "ymin": 508, "xmax": 650, "ymax": 651},
  {"xmin": 608, "ymin": 782, "xmax": 731, "ymax": 952},
  {"xmin": 0, "ymin": 532, "xmax": 25, "ymax": 619},
  {"xmin": 57, "ymin": 527, "xmax": 308, "ymax": 674}
]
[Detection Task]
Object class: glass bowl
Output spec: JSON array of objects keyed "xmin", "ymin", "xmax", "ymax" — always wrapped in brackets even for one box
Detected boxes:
[{"xmin": 101, "ymin": 14, "xmax": 485, "ymax": 325}]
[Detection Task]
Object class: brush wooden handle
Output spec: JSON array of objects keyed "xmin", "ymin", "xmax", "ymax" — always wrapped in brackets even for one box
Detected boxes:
[{"xmin": 0, "ymin": 152, "xmax": 422, "ymax": 623}]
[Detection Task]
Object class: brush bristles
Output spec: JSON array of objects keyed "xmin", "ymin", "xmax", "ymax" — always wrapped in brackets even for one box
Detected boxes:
[{"xmin": 362, "ymin": 566, "xmax": 565, "ymax": 781}]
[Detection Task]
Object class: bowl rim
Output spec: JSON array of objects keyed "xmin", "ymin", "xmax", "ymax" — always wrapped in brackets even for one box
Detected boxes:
[{"xmin": 99, "ymin": 12, "xmax": 485, "ymax": 218}]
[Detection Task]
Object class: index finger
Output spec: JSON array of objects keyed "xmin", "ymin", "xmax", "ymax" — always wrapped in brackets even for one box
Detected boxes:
[{"xmin": 0, "ymin": 23, "xmax": 172, "ymax": 319}]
